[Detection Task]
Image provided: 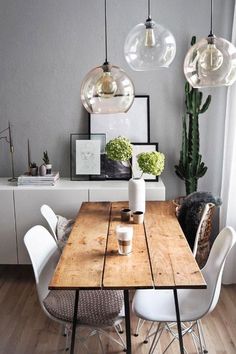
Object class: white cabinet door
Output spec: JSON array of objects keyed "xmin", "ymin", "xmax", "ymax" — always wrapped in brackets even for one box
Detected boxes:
[
  {"xmin": 0, "ymin": 190, "xmax": 17, "ymax": 264},
  {"xmin": 14, "ymin": 189, "xmax": 88, "ymax": 264}
]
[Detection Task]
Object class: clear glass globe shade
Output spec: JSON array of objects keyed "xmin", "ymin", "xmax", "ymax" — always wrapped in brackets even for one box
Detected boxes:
[
  {"xmin": 184, "ymin": 36, "xmax": 236, "ymax": 88},
  {"xmin": 81, "ymin": 64, "xmax": 135, "ymax": 114},
  {"xmin": 124, "ymin": 20, "xmax": 176, "ymax": 71}
]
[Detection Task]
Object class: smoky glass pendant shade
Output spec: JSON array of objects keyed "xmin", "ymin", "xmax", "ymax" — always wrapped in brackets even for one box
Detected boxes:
[
  {"xmin": 81, "ymin": 63, "xmax": 134, "ymax": 114},
  {"xmin": 184, "ymin": 36, "xmax": 236, "ymax": 88},
  {"xmin": 124, "ymin": 19, "xmax": 176, "ymax": 71}
]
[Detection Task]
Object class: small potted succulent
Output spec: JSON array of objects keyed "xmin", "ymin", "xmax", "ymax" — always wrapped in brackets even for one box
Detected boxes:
[
  {"xmin": 42, "ymin": 151, "xmax": 52, "ymax": 175},
  {"xmin": 105, "ymin": 136, "xmax": 165, "ymax": 213},
  {"xmin": 30, "ymin": 162, "xmax": 38, "ymax": 176}
]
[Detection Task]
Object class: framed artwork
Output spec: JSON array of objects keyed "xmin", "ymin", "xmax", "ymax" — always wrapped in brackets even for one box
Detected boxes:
[
  {"xmin": 104, "ymin": 159, "xmax": 131, "ymax": 180},
  {"xmin": 132, "ymin": 143, "xmax": 159, "ymax": 181},
  {"xmin": 70, "ymin": 134, "xmax": 106, "ymax": 181},
  {"xmin": 89, "ymin": 95, "xmax": 150, "ymax": 143}
]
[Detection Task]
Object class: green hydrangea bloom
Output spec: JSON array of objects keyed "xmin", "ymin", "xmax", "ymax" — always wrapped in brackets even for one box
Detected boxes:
[
  {"xmin": 105, "ymin": 136, "xmax": 133, "ymax": 161},
  {"xmin": 137, "ymin": 151, "xmax": 165, "ymax": 176}
]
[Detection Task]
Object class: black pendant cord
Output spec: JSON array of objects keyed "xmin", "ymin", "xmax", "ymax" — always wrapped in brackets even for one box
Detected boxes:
[
  {"xmin": 104, "ymin": 0, "xmax": 108, "ymax": 65},
  {"xmin": 210, "ymin": 0, "xmax": 213, "ymax": 36},
  {"xmin": 147, "ymin": 0, "xmax": 151, "ymax": 20}
]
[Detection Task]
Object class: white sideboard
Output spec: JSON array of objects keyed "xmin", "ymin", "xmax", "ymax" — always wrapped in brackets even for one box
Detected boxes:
[{"xmin": 0, "ymin": 178, "xmax": 165, "ymax": 264}]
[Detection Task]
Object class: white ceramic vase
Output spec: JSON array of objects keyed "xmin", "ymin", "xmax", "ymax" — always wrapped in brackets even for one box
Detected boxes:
[{"xmin": 128, "ymin": 178, "xmax": 146, "ymax": 213}]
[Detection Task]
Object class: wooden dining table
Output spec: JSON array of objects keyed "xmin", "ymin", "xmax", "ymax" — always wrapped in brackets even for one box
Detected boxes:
[{"xmin": 49, "ymin": 200, "xmax": 206, "ymax": 354}]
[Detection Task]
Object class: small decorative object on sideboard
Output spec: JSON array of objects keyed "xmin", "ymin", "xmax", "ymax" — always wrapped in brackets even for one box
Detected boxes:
[
  {"xmin": 0, "ymin": 122, "xmax": 17, "ymax": 182},
  {"xmin": 30, "ymin": 162, "xmax": 38, "ymax": 176},
  {"xmin": 39, "ymin": 164, "xmax": 47, "ymax": 176},
  {"xmin": 105, "ymin": 136, "xmax": 165, "ymax": 213},
  {"xmin": 17, "ymin": 171, "xmax": 60, "ymax": 186},
  {"xmin": 42, "ymin": 151, "xmax": 52, "ymax": 175}
]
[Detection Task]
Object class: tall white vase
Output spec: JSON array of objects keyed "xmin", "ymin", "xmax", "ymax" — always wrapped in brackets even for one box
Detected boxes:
[{"xmin": 128, "ymin": 178, "xmax": 146, "ymax": 213}]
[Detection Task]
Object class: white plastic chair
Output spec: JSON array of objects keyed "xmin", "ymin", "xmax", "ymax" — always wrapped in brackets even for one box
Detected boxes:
[
  {"xmin": 24, "ymin": 225, "xmax": 126, "ymax": 353},
  {"xmin": 134, "ymin": 203, "xmax": 213, "ymax": 338},
  {"xmin": 132, "ymin": 226, "xmax": 236, "ymax": 354},
  {"xmin": 40, "ymin": 204, "xmax": 58, "ymax": 242}
]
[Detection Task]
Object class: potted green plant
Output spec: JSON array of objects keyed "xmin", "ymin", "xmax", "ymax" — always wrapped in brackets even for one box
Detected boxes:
[
  {"xmin": 42, "ymin": 151, "xmax": 52, "ymax": 175},
  {"xmin": 105, "ymin": 136, "xmax": 165, "ymax": 212},
  {"xmin": 175, "ymin": 37, "xmax": 211, "ymax": 196},
  {"xmin": 30, "ymin": 162, "xmax": 38, "ymax": 176}
]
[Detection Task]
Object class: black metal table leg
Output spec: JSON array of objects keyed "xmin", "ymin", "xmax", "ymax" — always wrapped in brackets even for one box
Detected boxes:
[
  {"xmin": 70, "ymin": 290, "xmax": 79, "ymax": 354},
  {"xmin": 124, "ymin": 290, "xmax": 131, "ymax": 353},
  {"xmin": 173, "ymin": 289, "xmax": 184, "ymax": 354}
]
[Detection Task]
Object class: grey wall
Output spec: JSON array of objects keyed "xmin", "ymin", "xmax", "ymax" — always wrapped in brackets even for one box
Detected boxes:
[{"xmin": 0, "ymin": 0, "xmax": 234, "ymax": 199}]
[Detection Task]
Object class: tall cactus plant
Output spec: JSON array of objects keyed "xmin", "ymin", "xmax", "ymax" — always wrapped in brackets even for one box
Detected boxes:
[{"xmin": 175, "ymin": 37, "xmax": 211, "ymax": 195}]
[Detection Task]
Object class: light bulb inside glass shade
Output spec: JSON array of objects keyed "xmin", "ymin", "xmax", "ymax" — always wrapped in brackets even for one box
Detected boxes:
[
  {"xmin": 145, "ymin": 27, "xmax": 156, "ymax": 47},
  {"xmin": 124, "ymin": 20, "xmax": 176, "ymax": 71},
  {"xmin": 184, "ymin": 36, "xmax": 236, "ymax": 88},
  {"xmin": 81, "ymin": 64, "xmax": 134, "ymax": 114},
  {"xmin": 199, "ymin": 43, "xmax": 223, "ymax": 72},
  {"xmin": 95, "ymin": 70, "xmax": 117, "ymax": 98}
]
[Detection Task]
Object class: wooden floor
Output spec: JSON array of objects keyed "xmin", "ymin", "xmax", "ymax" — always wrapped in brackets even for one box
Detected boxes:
[{"xmin": 0, "ymin": 266, "xmax": 235, "ymax": 354}]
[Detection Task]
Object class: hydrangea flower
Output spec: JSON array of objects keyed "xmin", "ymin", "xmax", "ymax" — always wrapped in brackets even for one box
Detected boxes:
[
  {"xmin": 137, "ymin": 151, "xmax": 165, "ymax": 176},
  {"xmin": 105, "ymin": 136, "xmax": 133, "ymax": 161},
  {"xmin": 106, "ymin": 136, "xmax": 165, "ymax": 178}
]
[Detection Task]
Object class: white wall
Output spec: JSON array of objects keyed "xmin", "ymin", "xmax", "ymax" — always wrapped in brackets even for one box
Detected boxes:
[{"xmin": 0, "ymin": 0, "xmax": 234, "ymax": 199}]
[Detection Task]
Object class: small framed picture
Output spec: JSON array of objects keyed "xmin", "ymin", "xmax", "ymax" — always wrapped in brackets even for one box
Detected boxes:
[
  {"xmin": 89, "ymin": 95, "xmax": 150, "ymax": 143},
  {"xmin": 104, "ymin": 159, "xmax": 132, "ymax": 180},
  {"xmin": 132, "ymin": 143, "xmax": 159, "ymax": 181},
  {"xmin": 70, "ymin": 134, "xmax": 106, "ymax": 181}
]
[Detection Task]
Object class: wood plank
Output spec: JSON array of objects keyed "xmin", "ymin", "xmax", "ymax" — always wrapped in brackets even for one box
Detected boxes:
[
  {"xmin": 49, "ymin": 202, "xmax": 111, "ymax": 289},
  {"xmin": 103, "ymin": 202, "xmax": 154, "ymax": 289},
  {"xmin": 145, "ymin": 201, "xmax": 206, "ymax": 289}
]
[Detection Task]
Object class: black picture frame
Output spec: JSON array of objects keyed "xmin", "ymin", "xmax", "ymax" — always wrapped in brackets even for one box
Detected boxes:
[
  {"xmin": 70, "ymin": 133, "xmax": 106, "ymax": 181},
  {"xmin": 131, "ymin": 143, "xmax": 159, "ymax": 181}
]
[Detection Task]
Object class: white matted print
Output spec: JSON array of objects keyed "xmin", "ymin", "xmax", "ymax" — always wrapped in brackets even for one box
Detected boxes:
[
  {"xmin": 132, "ymin": 143, "xmax": 158, "ymax": 181},
  {"xmin": 89, "ymin": 96, "xmax": 150, "ymax": 143},
  {"xmin": 76, "ymin": 140, "xmax": 101, "ymax": 175}
]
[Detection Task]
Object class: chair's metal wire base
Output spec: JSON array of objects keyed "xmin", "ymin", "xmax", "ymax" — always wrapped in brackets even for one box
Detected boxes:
[
  {"xmin": 139, "ymin": 320, "xmax": 208, "ymax": 354},
  {"xmin": 64, "ymin": 322, "xmax": 126, "ymax": 353}
]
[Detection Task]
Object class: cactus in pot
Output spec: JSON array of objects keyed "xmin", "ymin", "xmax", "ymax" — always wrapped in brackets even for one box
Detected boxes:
[
  {"xmin": 175, "ymin": 37, "xmax": 211, "ymax": 195},
  {"xmin": 43, "ymin": 150, "xmax": 52, "ymax": 174}
]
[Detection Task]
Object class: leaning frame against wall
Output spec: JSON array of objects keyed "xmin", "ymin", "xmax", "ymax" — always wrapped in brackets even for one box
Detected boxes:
[{"xmin": 70, "ymin": 133, "xmax": 106, "ymax": 181}]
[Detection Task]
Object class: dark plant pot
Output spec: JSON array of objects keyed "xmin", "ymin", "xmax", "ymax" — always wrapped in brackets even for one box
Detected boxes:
[{"xmin": 30, "ymin": 167, "xmax": 38, "ymax": 176}]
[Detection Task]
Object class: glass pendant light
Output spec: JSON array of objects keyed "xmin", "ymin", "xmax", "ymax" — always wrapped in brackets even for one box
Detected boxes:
[
  {"xmin": 81, "ymin": 0, "xmax": 134, "ymax": 114},
  {"xmin": 184, "ymin": 0, "xmax": 236, "ymax": 88},
  {"xmin": 124, "ymin": 0, "xmax": 176, "ymax": 71}
]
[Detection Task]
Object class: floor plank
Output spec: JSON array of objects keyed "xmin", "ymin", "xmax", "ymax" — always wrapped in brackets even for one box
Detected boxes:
[{"xmin": 0, "ymin": 265, "xmax": 235, "ymax": 354}]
